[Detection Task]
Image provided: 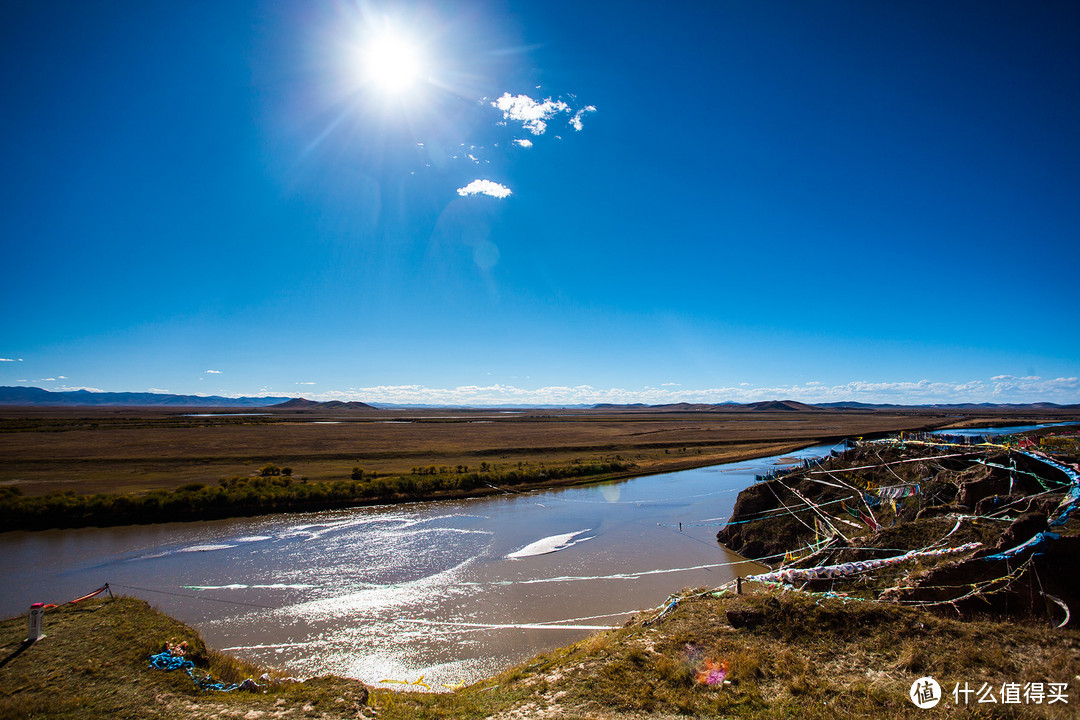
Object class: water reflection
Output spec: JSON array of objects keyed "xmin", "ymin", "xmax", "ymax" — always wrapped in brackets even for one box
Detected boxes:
[{"xmin": 0, "ymin": 443, "xmax": 838, "ymax": 687}]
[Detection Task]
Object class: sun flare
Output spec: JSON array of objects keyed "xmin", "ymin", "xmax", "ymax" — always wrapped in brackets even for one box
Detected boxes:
[{"xmin": 362, "ymin": 31, "xmax": 424, "ymax": 95}]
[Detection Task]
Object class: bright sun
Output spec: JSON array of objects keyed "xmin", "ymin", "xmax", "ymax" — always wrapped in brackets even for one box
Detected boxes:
[{"xmin": 362, "ymin": 31, "xmax": 424, "ymax": 95}]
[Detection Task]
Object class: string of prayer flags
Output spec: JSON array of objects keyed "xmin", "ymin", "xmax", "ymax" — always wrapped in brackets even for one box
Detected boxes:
[
  {"xmin": 745, "ymin": 542, "xmax": 983, "ymax": 585},
  {"xmin": 877, "ymin": 484, "xmax": 920, "ymax": 499}
]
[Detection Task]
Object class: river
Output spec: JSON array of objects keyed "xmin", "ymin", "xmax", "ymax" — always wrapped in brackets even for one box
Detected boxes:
[{"xmin": 0, "ymin": 441, "xmax": 912, "ymax": 687}]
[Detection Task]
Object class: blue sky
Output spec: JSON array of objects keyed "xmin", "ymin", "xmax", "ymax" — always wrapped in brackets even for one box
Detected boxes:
[{"xmin": 2, "ymin": 1, "xmax": 1078, "ymax": 406}]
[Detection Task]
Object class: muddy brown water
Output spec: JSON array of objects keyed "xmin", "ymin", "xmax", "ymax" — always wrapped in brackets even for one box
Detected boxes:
[{"xmin": 2, "ymin": 443, "xmax": 842, "ymax": 687}]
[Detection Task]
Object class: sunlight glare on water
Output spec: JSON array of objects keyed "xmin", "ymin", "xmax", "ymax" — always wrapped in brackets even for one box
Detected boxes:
[{"xmin": 0, "ymin": 443, "xmax": 843, "ymax": 688}]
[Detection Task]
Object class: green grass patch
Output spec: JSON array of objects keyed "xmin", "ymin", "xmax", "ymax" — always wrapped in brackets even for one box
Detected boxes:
[{"xmin": 0, "ymin": 460, "xmax": 636, "ymax": 530}]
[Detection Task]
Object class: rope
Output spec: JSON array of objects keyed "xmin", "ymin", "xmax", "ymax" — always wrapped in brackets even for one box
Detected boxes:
[
  {"xmin": 807, "ymin": 451, "xmax": 975, "ymax": 474},
  {"xmin": 774, "ymin": 478, "xmax": 850, "ymax": 543},
  {"xmin": 111, "ymin": 583, "xmax": 277, "ymax": 610},
  {"xmin": 762, "ymin": 479, "xmax": 819, "ymax": 536},
  {"xmin": 67, "ymin": 584, "xmax": 113, "ymax": 604},
  {"xmin": 148, "ymin": 650, "xmax": 244, "ymax": 692},
  {"xmin": 888, "ymin": 555, "xmax": 1035, "ymax": 609},
  {"xmin": 808, "ymin": 457, "xmax": 880, "ymax": 529}
]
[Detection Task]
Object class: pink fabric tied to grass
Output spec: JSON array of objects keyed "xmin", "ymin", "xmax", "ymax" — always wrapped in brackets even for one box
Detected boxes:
[{"xmin": 696, "ymin": 658, "xmax": 729, "ymax": 686}]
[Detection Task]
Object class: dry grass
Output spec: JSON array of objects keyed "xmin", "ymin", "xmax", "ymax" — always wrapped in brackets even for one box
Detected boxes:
[
  {"xmin": 480, "ymin": 588, "xmax": 1080, "ymax": 719},
  {"xmin": 0, "ymin": 597, "xmax": 505, "ymax": 720},
  {"xmin": 0, "ymin": 406, "xmax": 989, "ymax": 497},
  {"xmin": 3, "ymin": 585, "xmax": 1078, "ymax": 719}
]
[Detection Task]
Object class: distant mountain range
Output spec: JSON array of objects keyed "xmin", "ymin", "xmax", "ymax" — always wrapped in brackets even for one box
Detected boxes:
[
  {"xmin": 273, "ymin": 398, "xmax": 376, "ymax": 411},
  {"xmin": 591, "ymin": 400, "xmax": 1080, "ymax": 412},
  {"xmin": 812, "ymin": 401, "xmax": 1080, "ymax": 411},
  {"xmin": 0, "ymin": 386, "xmax": 291, "ymax": 408},
  {"xmin": 0, "ymin": 386, "xmax": 1076, "ymax": 411},
  {"xmin": 593, "ymin": 400, "xmax": 819, "ymax": 412}
]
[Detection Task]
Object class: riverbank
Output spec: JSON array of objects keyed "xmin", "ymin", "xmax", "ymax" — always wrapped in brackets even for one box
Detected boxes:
[
  {"xmin": 6, "ymin": 415, "xmax": 1079, "ymax": 532},
  {"xmin": 0, "ymin": 440, "xmax": 815, "ymax": 531},
  {"xmin": 716, "ymin": 426, "xmax": 1080, "ymax": 626},
  {"xmin": 4, "ymin": 590, "xmax": 1076, "ymax": 719}
]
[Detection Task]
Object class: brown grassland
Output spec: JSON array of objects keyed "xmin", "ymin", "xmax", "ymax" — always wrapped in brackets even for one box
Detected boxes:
[
  {"xmin": 2, "ymin": 591, "xmax": 1077, "ymax": 720},
  {"xmin": 3, "ymin": 405, "xmax": 1074, "ymax": 499}
]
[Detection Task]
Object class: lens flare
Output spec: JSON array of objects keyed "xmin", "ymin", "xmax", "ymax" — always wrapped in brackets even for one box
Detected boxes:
[{"xmin": 362, "ymin": 30, "xmax": 424, "ymax": 94}]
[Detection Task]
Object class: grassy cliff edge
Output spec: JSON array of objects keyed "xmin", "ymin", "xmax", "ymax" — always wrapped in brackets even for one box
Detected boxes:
[{"xmin": 2, "ymin": 592, "xmax": 1077, "ymax": 720}]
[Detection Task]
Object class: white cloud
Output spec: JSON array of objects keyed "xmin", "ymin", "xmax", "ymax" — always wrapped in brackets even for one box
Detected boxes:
[
  {"xmin": 56, "ymin": 385, "xmax": 104, "ymax": 393},
  {"xmin": 0, "ymin": 358, "xmax": 22, "ymax": 362},
  {"xmin": 57, "ymin": 375, "xmax": 67, "ymax": 380},
  {"xmin": 205, "ymin": 370, "xmax": 223, "ymax": 374},
  {"xmin": 293, "ymin": 375, "xmax": 1080, "ymax": 407},
  {"xmin": 989, "ymin": 375, "xmax": 1078, "ymax": 399},
  {"xmin": 457, "ymin": 179, "xmax": 512, "ymax": 199},
  {"xmin": 569, "ymin": 105, "xmax": 596, "ymax": 131},
  {"xmin": 296, "ymin": 382, "xmax": 316, "ymax": 385},
  {"xmin": 491, "ymin": 93, "xmax": 569, "ymax": 135},
  {"xmin": 513, "ymin": 139, "xmax": 533, "ymax": 148},
  {"xmin": 147, "ymin": 388, "xmax": 170, "ymax": 393},
  {"xmin": 661, "ymin": 382, "xmax": 680, "ymax": 387}
]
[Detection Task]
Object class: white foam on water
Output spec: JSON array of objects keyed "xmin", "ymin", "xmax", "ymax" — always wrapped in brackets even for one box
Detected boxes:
[
  {"xmin": 184, "ymin": 583, "xmax": 316, "ymax": 591},
  {"xmin": 397, "ymin": 619, "xmax": 618, "ymax": 631},
  {"xmin": 233, "ymin": 535, "xmax": 272, "ymax": 543},
  {"xmin": 507, "ymin": 529, "xmax": 593, "ymax": 559},
  {"xmin": 219, "ymin": 641, "xmax": 313, "ymax": 651},
  {"xmin": 281, "ymin": 559, "xmax": 473, "ymax": 620},
  {"xmin": 179, "ymin": 544, "xmax": 237, "ymax": 553}
]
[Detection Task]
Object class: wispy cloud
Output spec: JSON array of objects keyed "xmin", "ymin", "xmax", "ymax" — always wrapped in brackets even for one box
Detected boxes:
[
  {"xmin": 492, "ymin": 93, "xmax": 569, "ymax": 135},
  {"xmin": 0, "ymin": 358, "xmax": 22, "ymax": 362},
  {"xmin": 205, "ymin": 370, "xmax": 223, "ymax": 374},
  {"xmin": 296, "ymin": 381, "xmax": 316, "ymax": 385},
  {"xmin": 989, "ymin": 375, "xmax": 1078, "ymax": 398},
  {"xmin": 457, "ymin": 179, "xmax": 512, "ymax": 198},
  {"xmin": 513, "ymin": 139, "xmax": 533, "ymax": 148},
  {"xmin": 569, "ymin": 105, "xmax": 596, "ymax": 131},
  {"xmin": 295, "ymin": 376, "xmax": 1080, "ymax": 406}
]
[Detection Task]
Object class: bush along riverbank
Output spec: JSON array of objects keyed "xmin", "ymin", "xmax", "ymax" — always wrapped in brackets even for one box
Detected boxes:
[{"xmin": 0, "ymin": 459, "xmax": 635, "ymax": 531}]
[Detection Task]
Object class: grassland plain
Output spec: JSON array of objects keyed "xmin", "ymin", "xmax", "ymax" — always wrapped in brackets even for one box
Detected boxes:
[
  {"xmin": 3, "ymin": 406, "xmax": 1078, "ymax": 529},
  {"xmin": 0, "ymin": 407, "xmax": 951, "ymax": 495}
]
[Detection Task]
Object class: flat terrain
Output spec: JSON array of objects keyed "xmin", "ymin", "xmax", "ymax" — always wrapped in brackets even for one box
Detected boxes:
[{"xmin": 2, "ymin": 406, "xmax": 1078, "ymax": 497}]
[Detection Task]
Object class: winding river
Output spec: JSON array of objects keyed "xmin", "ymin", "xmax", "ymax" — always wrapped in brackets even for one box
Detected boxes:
[{"xmin": 3, "ymin": 423, "xmax": 1072, "ymax": 687}]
